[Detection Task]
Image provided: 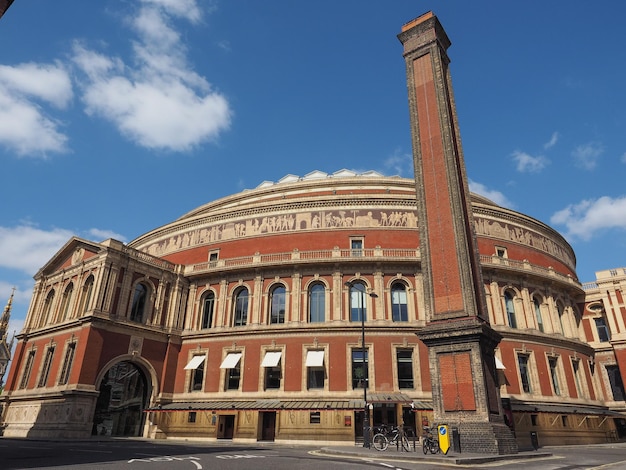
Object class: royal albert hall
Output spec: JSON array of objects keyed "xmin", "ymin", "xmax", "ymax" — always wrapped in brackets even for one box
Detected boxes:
[{"xmin": 2, "ymin": 13, "xmax": 626, "ymax": 451}]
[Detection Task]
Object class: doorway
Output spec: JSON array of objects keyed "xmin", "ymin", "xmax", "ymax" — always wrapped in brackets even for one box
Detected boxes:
[
  {"xmin": 91, "ymin": 361, "xmax": 148, "ymax": 437},
  {"xmin": 218, "ymin": 415, "xmax": 235, "ymax": 439},
  {"xmin": 260, "ymin": 411, "xmax": 276, "ymax": 441}
]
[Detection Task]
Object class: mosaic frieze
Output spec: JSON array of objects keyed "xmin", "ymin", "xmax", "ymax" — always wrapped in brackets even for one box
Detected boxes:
[{"xmin": 140, "ymin": 208, "xmax": 573, "ymax": 269}]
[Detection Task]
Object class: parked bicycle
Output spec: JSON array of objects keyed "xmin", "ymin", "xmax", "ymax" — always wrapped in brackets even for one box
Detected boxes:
[
  {"xmin": 422, "ymin": 426, "xmax": 440, "ymax": 454},
  {"xmin": 372, "ymin": 424, "xmax": 410, "ymax": 452}
]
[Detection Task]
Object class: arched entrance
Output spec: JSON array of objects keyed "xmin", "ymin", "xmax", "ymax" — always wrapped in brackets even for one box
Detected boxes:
[{"xmin": 92, "ymin": 361, "xmax": 148, "ymax": 437}]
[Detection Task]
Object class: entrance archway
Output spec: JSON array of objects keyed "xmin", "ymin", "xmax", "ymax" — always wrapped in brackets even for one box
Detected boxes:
[{"xmin": 92, "ymin": 361, "xmax": 148, "ymax": 437}]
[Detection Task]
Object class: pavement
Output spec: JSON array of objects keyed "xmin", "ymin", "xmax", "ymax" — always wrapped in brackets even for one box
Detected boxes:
[{"xmin": 317, "ymin": 443, "xmax": 552, "ymax": 466}]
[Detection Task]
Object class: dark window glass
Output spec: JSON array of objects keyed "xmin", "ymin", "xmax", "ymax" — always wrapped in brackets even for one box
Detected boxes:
[
  {"xmin": 265, "ymin": 366, "xmax": 281, "ymax": 389},
  {"xmin": 201, "ymin": 292, "xmax": 215, "ymax": 329},
  {"xmin": 595, "ymin": 317, "xmax": 611, "ymax": 342},
  {"xmin": 351, "ymin": 239, "xmax": 363, "ymax": 256},
  {"xmin": 549, "ymin": 357, "xmax": 560, "ymax": 395},
  {"xmin": 606, "ymin": 365, "xmax": 626, "ymax": 401},
  {"xmin": 227, "ymin": 364, "xmax": 241, "ymax": 390},
  {"xmin": 307, "ymin": 368, "xmax": 325, "ymax": 389},
  {"xmin": 397, "ymin": 349, "xmax": 414, "ymax": 389},
  {"xmin": 518, "ymin": 354, "xmax": 531, "ymax": 393},
  {"xmin": 130, "ymin": 283, "xmax": 148, "ymax": 323},
  {"xmin": 233, "ymin": 289, "xmax": 248, "ymax": 327},
  {"xmin": 310, "ymin": 412, "xmax": 321, "ymax": 424},
  {"xmin": 309, "ymin": 283, "xmax": 325, "ymax": 323},
  {"xmin": 505, "ymin": 292, "xmax": 517, "ymax": 328},
  {"xmin": 533, "ymin": 298, "xmax": 544, "ymax": 332},
  {"xmin": 59, "ymin": 343, "xmax": 76, "ymax": 385},
  {"xmin": 349, "ymin": 283, "xmax": 367, "ymax": 322},
  {"xmin": 80, "ymin": 276, "xmax": 94, "ymax": 314},
  {"xmin": 351, "ymin": 349, "xmax": 369, "ymax": 389},
  {"xmin": 188, "ymin": 412, "xmax": 197, "ymax": 423},
  {"xmin": 391, "ymin": 283, "xmax": 408, "ymax": 322},
  {"xmin": 38, "ymin": 347, "xmax": 55, "ymax": 387},
  {"xmin": 270, "ymin": 285, "xmax": 286, "ymax": 324},
  {"xmin": 60, "ymin": 284, "xmax": 74, "ymax": 322},
  {"xmin": 19, "ymin": 351, "xmax": 36, "ymax": 389}
]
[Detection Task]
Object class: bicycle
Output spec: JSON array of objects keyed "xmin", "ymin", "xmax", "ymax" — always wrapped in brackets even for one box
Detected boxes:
[
  {"xmin": 422, "ymin": 426, "xmax": 440, "ymax": 454},
  {"xmin": 372, "ymin": 424, "xmax": 410, "ymax": 452}
]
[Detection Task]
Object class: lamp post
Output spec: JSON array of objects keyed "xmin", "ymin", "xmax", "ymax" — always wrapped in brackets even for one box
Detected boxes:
[{"xmin": 345, "ymin": 281, "xmax": 378, "ymax": 449}]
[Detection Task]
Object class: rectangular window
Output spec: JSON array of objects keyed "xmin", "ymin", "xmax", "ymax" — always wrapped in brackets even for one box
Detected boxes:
[
  {"xmin": 19, "ymin": 350, "xmax": 36, "ymax": 389},
  {"xmin": 220, "ymin": 352, "xmax": 242, "ymax": 391},
  {"xmin": 595, "ymin": 318, "xmax": 611, "ymax": 342},
  {"xmin": 561, "ymin": 415, "xmax": 568, "ymax": 427},
  {"xmin": 306, "ymin": 350, "xmax": 325, "ymax": 390},
  {"xmin": 530, "ymin": 414, "xmax": 538, "ymax": 426},
  {"xmin": 310, "ymin": 411, "xmax": 321, "ymax": 424},
  {"xmin": 495, "ymin": 246, "xmax": 508, "ymax": 258},
  {"xmin": 549, "ymin": 357, "xmax": 560, "ymax": 396},
  {"xmin": 58, "ymin": 342, "xmax": 76, "ymax": 385},
  {"xmin": 262, "ymin": 351, "xmax": 282, "ymax": 390},
  {"xmin": 518, "ymin": 354, "xmax": 532, "ymax": 394},
  {"xmin": 396, "ymin": 349, "xmax": 414, "ymax": 389},
  {"xmin": 350, "ymin": 238, "xmax": 363, "ymax": 257},
  {"xmin": 38, "ymin": 346, "xmax": 55, "ymax": 388},
  {"xmin": 606, "ymin": 365, "xmax": 626, "ymax": 401},
  {"xmin": 227, "ymin": 365, "xmax": 241, "ymax": 390},
  {"xmin": 572, "ymin": 359, "xmax": 583, "ymax": 398},
  {"xmin": 351, "ymin": 349, "xmax": 369, "ymax": 390},
  {"xmin": 208, "ymin": 251, "xmax": 219, "ymax": 267},
  {"xmin": 184, "ymin": 355, "xmax": 206, "ymax": 392},
  {"xmin": 188, "ymin": 412, "xmax": 197, "ymax": 423}
]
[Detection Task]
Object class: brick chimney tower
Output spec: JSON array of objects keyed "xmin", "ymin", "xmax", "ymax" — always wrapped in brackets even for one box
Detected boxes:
[{"xmin": 398, "ymin": 12, "xmax": 518, "ymax": 454}]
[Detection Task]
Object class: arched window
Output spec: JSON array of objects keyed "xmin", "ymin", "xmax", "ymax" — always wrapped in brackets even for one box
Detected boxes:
[
  {"xmin": 391, "ymin": 282, "xmax": 408, "ymax": 322},
  {"xmin": 41, "ymin": 289, "xmax": 55, "ymax": 327},
  {"xmin": 201, "ymin": 292, "xmax": 215, "ymax": 329},
  {"xmin": 233, "ymin": 288, "xmax": 248, "ymax": 327},
  {"xmin": 79, "ymin": 275, "xmax": 95, "ymax": 315},
  {"xmin": 59, "ymin": 283, "xmax": 74, "ymax": 322},
  {"xmin": 533, "ymin": 297, "xmax": 544, "ymax": 332},
  {"xmin": 309, "ymin": 283, "xmax": 325, "ymax": 323},
  {"xmin": 349, "ymin": 282, "xmax": 367, "ymax": 322},
  {"xmin": 504, "ymin": 291, "xmax": 517, "ymax": 328},
  {"xmin": 557, "ymin": 301, "xmax": 566, "ymax": 335},
  {"xmin": 130, "ymin": 283, "xmax": 148, "ymax": 323},
  {"xmin": 270, "ymin": 285, "xmax": 286, "ymax": 324}
]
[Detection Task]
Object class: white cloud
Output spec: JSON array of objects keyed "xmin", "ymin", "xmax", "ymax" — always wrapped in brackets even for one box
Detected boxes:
[
  {"xmin": 0, "ymin": 62, "xmax": 72, "ymax": 157},
  {"xmin": 383, "ymin": 150, "xmax": 413, "ymax": 177},
  {"xmin": 469, "ymin": 180, "xmax": 514, "ymax": 208},
  {"xmin": 572, "ymin": 142, "xmax": 603, "ymax": 170},
  {"xmin": 88, "ymin": 228, "xmax": 127, "ymax": 242},
  {"xmin": 544, "ymin": 131, "xmax": 559, "ymax": 149},
  {"xmin": 620, "ymin": 152, "xmax": 626, "ymax": 164},
  {"xmin": 550, "ymin": 195, "xmax": 626, "ymax": 240},
  {"xmin": 511, "ymin": 150, "xmax": 549, "ymax": 173},
  {"xmin": 0, "ymin": 225, "xmax": 74, "ymax": 275},
  {"xmin": 72, "ymin": 0, "xmax": 231, "ymax": 152}
]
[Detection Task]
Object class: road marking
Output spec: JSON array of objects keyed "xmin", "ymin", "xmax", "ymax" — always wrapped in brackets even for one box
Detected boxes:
[{"xmin": 216, "ymin": 454, "xmax": 266, "ymax": 459}]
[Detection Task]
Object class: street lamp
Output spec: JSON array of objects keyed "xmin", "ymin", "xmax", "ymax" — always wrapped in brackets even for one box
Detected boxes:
[{"xmin": 345, "ymin": 281, "xmax": 378, "ymax": 449}]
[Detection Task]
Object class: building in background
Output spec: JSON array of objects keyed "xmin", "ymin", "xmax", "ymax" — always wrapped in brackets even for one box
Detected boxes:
[
  {"xmin": 1, "ymin": 11, "xmax": 626, "ymax": 449},
  {"xmin": 0, "ymin": 290, "xmax": 15, "ymax": 389},
  {"xmin": 0, "ymin": 0, "xmax": 14, "ymax": 20}
]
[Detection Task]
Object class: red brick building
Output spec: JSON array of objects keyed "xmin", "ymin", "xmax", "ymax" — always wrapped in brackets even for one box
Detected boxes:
[{"xmin": 1, "ymin": 12, "xmax": 625, "ymax": 450}]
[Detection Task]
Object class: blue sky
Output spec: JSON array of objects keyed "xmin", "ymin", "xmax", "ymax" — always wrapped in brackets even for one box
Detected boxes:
[{"xmin": 1, "ymin": 0, "xmax": 626, "ymax": 337}]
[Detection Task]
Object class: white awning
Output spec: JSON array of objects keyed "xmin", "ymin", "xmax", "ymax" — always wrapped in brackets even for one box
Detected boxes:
[
  {"xmin": 220, "ymin": 352, "xmax": 242, "ymax": 369},
  {"xmin": 306, "ymin": 350, "xmax": 325, "ymax": 367},
  {"xmin": 261, "ymin": 351, "xmax": 282, "ymax": 368},
  {"xmin": 495, "ymin": 357, "xmax": 506, "ymax": 370},
  {"xmin": 184, "ymin": 355, "xmax": 206, "ymax": 370}
]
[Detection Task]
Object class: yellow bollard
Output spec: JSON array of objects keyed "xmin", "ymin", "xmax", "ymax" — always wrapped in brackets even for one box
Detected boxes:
[{"xmin": 437, "ymin": 424, "xmax": 451, "ymax": 455}]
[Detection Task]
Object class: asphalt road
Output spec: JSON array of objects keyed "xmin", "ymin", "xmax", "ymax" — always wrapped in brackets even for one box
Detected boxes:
[{"xmin": 2, "ymin": 438, "xmax": 626, "ymax": 470}]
